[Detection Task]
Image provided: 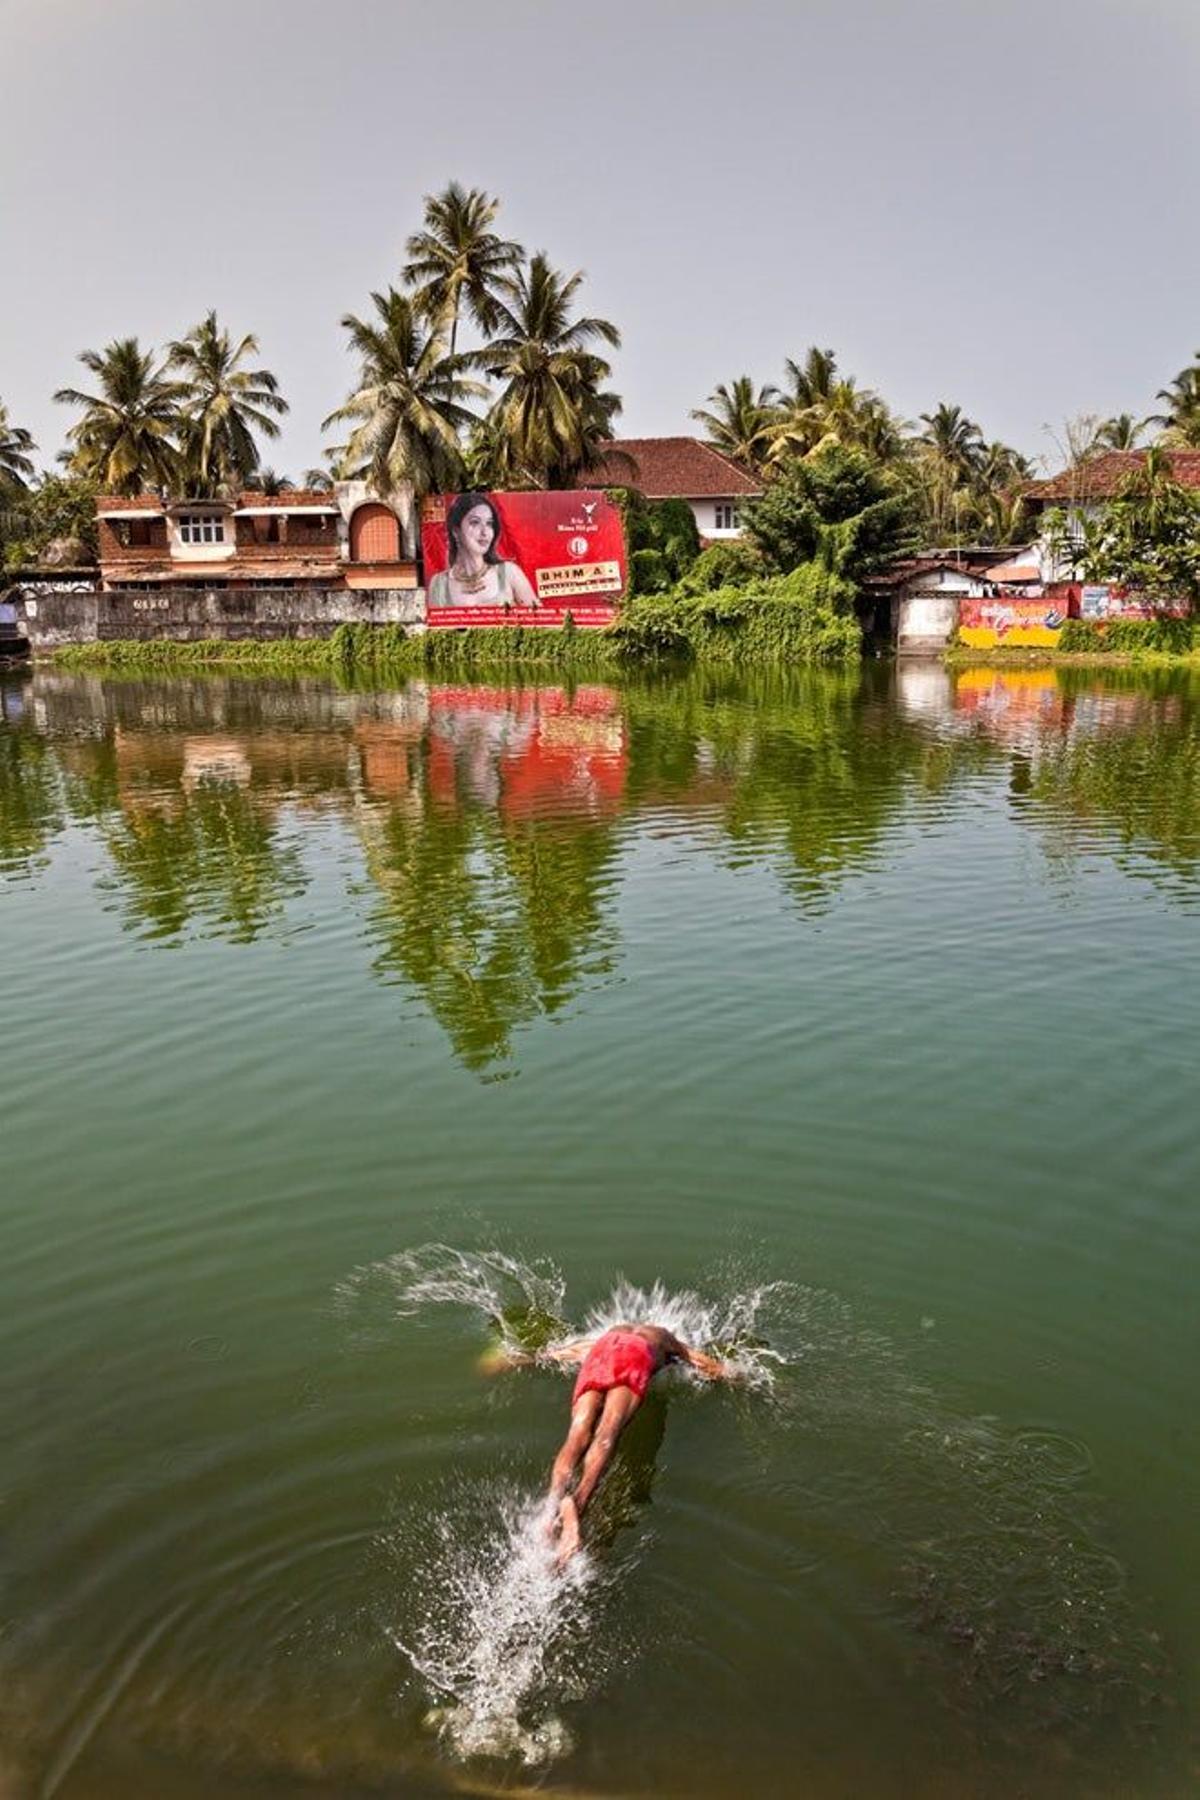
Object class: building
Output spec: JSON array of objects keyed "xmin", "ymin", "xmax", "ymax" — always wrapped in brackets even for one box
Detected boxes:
[
  {"xmin": 1023, "ymin": 449, "xmax": 1200, "ymax": 582},
  {"xmin": 584, "ymin": 436, "xmax": 763, "ymax": 540},
  {"xmin": 95, "ymin": 483, "xmax": 417, "ymax": 592}
]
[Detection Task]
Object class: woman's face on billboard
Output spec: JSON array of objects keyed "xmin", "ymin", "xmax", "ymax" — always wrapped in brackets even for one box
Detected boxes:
[{"xmin": 459, "ymin": 504, "xmax": 496, "ymax": 559}]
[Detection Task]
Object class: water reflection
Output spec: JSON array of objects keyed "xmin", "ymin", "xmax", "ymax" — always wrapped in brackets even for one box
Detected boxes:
[{"xmin": 3, "ymin": 664, "xmax": 1200, "ymax": 1062}]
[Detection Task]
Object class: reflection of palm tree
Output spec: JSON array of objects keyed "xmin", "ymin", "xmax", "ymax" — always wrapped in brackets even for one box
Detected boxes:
[
  {"xmin": 104, "ymin": 785, "xmax": 304, "ymax": 943},
  {"xmin": 323, "ymin": 289, "xmax": 486, "ymax": 500},
  {"xmin": 0, "ymin": 728, "xmax": 63, "ymax": 876}
]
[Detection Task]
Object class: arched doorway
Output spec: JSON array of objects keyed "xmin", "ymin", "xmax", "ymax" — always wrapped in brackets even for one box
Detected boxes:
[{"xmin": 349, "ymin": 503, "xmax": 401, "ymax": 562}]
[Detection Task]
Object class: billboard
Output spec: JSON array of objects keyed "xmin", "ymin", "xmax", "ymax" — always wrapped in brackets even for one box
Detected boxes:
[
  {"xmin": 421, "ymin": 490, "xmax": 625, "ymax": 628},
  {"xmin": 958, "ymin": 597, "xmax": 1067, "ymax": 649}
]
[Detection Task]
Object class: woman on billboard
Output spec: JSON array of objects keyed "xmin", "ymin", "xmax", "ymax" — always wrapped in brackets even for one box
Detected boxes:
[{"xmin": 427, "ymin": 492, "xmax": 539, "ymax": 609}]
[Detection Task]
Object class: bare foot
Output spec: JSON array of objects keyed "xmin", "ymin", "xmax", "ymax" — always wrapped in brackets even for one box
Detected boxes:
[{"xmin": 554, "ymin": 1495, "xmax": 581, "ymax": 1568}]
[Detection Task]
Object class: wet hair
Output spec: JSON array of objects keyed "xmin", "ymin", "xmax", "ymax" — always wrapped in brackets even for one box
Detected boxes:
[{"xmin": 446, "ymin": 491, "xmax": 503, "ymax": 567}]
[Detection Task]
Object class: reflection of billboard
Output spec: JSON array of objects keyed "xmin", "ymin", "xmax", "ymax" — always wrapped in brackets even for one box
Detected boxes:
[
  {"xmin": 421, "ymin": 490, "xmax": 625, "ymax": 629},
  {"xmin": 959, "ymin": 597, "xmax": 1066, "ymax": 648},
  {"xmin": 426, "ymin": 685, "xmax": 625, "ymax": 813}
]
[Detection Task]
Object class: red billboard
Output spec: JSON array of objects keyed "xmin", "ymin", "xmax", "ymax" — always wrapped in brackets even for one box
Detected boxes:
[{"xmin": 421, "ymin": 490, "xmax": 625, "ymax": 628}]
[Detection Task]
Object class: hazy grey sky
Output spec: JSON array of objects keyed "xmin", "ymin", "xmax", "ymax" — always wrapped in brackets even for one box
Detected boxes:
[{"xmin": 4, "ymin": 0, "xmax": 1199, "ymax": 476}]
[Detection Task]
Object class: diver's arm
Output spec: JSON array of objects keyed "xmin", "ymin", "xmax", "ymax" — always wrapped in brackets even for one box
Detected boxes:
[{"xmin": 660, "ymin": 1331, "xmax": 736, "ymax": 1381}]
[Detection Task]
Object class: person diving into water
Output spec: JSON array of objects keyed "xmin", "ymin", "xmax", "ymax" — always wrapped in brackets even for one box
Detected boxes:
[{"xmin": 485, "ymin": 1323, "xmax": 736, "ymax": 1565}]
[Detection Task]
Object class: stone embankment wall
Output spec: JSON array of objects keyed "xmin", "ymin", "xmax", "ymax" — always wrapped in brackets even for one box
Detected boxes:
[{"xmin": 7, "ymin": 587, "xmax": 424, "ymax": 650}]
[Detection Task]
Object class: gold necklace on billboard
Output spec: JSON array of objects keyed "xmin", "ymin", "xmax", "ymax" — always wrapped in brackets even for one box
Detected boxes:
[{"xmin": 451, "ymin": 561, "xmax": 490, "ymax": 595}]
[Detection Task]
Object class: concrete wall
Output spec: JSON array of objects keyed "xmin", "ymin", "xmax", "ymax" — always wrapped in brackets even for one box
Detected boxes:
[
  {"xmin": 7, "ymin": 585, "xmax": 424, "ymax": 649},
  {"xmin": 897, "ymin": 592, "xmax": 959, "ymax": 656}
]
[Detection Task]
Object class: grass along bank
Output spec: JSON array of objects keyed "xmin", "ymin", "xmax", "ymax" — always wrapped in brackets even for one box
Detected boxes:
[{"xmin": 45, "ymin": 568, "xmax": 864, "ymax": 676}]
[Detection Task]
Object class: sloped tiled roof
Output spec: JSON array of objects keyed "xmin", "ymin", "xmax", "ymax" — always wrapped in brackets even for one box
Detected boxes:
[
  {"xmin": 1025, "ymin": 450, "xmax": 1200, "ymax": 502},
  {"xmin": 584, "ymin": 437, "xmax": 763, "ymax": 499}
]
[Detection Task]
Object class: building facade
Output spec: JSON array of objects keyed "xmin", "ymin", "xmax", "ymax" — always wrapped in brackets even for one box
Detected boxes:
[{"xmin": 95, "ymin": 484, "xmax": 417, "ymax": 592}]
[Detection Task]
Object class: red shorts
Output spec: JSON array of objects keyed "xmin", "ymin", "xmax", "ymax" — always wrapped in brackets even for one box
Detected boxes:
[{"xmin": 572, "ymin": 1329, "xmax": 656, "ymax": 1405}]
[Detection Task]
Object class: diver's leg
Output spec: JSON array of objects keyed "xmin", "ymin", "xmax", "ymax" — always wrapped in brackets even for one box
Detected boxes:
[
  {"xmin": 571, "ymin": 1386, "xmax": 642, "ymax": 1518},
  {"xmin": 548, "ymin": 1390, "xmax": 603, "ymax": 1505}
]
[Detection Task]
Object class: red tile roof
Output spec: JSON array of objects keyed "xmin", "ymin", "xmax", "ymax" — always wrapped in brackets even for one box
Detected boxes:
[
  {"xmin": 584, "ymin": 437, "xmax": 763, "ymax": 500},
  {"xmin": 1025, "ymin": 450, "xmax": 1200, "ymax": 502}
]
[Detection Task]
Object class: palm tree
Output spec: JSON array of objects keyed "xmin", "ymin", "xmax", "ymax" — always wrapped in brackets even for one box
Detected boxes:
[
  {"xmin": 482, "ymin": 252, "xmax": 622, "ymax": 489},
  {"xmin": 1151, "ymin": 360, "xmax": 1200, "ymax": 447},
  {"xmin": 1097, "ymin": 412, "xmax": 1148, "ymax": 451},
  {"xmin": 911, "ymin": 405, "xmax": 988, "ymax": 544},
  {"xmin": 323, "ymin": 287, "xmax": 487, "ymax": 500},
  {"xmin": 246, "ymin": 467, "xmax": 294, "ymax": 495},
  {"xmin": 402, "ymin": 182, "xmax": 524, "ymax": 357},
  {"xmin": 766, "ymin": 348, "xmax": 896, "ymax": 465},
  {"xmin": 168, "ymin": 311, "xmax": 289, "ymax": 495},
  {"xmin": 300, "ymin": 466, "xmax": 334, "ymax": 492},
  {"xmin": 691, "ymin": 376, "xmax": 779, "ymax": 474},
  {"xmin": 0, "ymin": 402, "xmax": 36, "ymax": 490},
  {"xmin": 918, "ymin": 403, "xmax": 986, "ymax": 480},
  {"xmin": 55, "ymin": 338, "xmax": 182, "ymax": 495}
]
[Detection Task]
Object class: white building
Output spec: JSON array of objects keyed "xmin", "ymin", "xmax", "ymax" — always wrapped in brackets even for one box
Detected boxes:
[{"xmin": 585, "ymin": 436, "xmax": 763, "ymax": 539}]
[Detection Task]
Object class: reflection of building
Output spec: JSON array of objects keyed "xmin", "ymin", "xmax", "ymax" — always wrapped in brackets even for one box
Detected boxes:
[
  {"xmin": 584, "ymin": 437, "xmax": 762, "ymax": 540},
  {"xmin": 96, "ymin": 483, "xmax": 417, "ymax": 592}
]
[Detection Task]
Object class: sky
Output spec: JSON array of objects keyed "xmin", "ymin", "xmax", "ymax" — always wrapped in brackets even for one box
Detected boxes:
[{"xmin": 4, "ymin": 0, "xmax": 1200, "ymax": 478}]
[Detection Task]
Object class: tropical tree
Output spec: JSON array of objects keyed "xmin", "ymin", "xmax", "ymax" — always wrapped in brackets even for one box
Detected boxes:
[
  {"xmin": 481, "ymin": 252, "xmax": 622, "ymax": 488},
  {"xmin": 691, "ymin": 376, "xmax": 779, "ymax": 475},
  {"xmin": 246, "ymin": 467, "xmax": 294, "ymax": 495},
  {"xmin": 168, "ymin": 311, "xmax": 288, "ymax": 495},
  {"xmin": 1151, "ymin": 358, "xmax": 1200, "ymax": 447},
  {"xmin": 911, "ymin": 403, "xmax": 988, "ymax": 541},
  {"xmin": 766, "ymin": 348, "xmax": 900, "ymax": 466},
  {"xmin": 300, "ymin": 466, "xmax": 334, "ymax": 491},
  {"xmin": 55, "ymin": 338, "xmax": 182, "ymax": 496},
  {"xmin": 0, "ymin": 402, "xmax": 36, "ymax": 491},
  {"xmin": 402, "ymin": 181, "xmax": 523, "ymax": 357},
  {"xmin": 1097, "ymin": 412, "xmax": 1148, "ymax": 450},
  {"xmin": 744, "ymin": 443, "xmax": 917, "ymax": 580},
  {"xmin": 323, "ymin": 287, "xmax": 486, "ymax": 499}
]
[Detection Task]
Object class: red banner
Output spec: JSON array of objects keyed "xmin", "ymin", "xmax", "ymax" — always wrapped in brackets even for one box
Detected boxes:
[{"xmin": 421, "ymin": 490, "xmax": 625, "ymax": 628}]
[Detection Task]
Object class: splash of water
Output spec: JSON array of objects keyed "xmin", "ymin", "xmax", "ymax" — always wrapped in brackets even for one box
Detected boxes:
[
  {"xmin": 389, "ymin": 1482, "xmax": 604, "ymax": 1766},
  {"xmin": 336, "ymin": 1243, "xmax": 795, "ymax": 1393}
]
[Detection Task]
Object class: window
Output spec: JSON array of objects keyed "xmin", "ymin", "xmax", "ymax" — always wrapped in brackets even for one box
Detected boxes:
[
  {"xmin": 178, "ymin": 513, "xmax": 225, "ymax": 544},
  {"xmin": 714, "ymin": 503, "xmax": 741, "ymax": 531}
]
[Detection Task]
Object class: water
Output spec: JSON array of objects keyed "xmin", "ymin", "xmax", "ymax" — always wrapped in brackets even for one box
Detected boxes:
[{"xmin": 0, "ymin": 660, "xmax": 1197, "ymax": 1797}]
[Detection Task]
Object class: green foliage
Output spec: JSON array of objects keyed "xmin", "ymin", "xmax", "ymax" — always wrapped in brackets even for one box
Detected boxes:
[
  {"xmin": 1078, "ymin": 461, "xmax": 1200, "ymax": 615},
  {"xmin": 743, "ymin": 444, "xmax": 917, "ymax": 581},
  {"xmin": 649, "ymin": 497, "xmax": 702, "ymax": 572},
  {"xmin": 677, "ymin": 540, "xmax": 767, "ymax": 593},
  {"xmin": 3, "ymin": 472, "xmax": 100, "ymax": 568},
  {"xmin": 630, "ymin": 547, "xmax": 672, "ymax": 594},
  {"xmin": 1057, "ymin": 617, "xmax": 1197, "ymax": 654},
  {"xmin": 612, "ymin": 565, "xmax": 861, "ymax": 664}
]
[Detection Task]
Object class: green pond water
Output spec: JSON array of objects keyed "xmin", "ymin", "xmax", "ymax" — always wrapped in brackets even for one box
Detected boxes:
[{"xmin": 0, "ymin": 660, "xmax": 1197, "ymax": 1799}]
